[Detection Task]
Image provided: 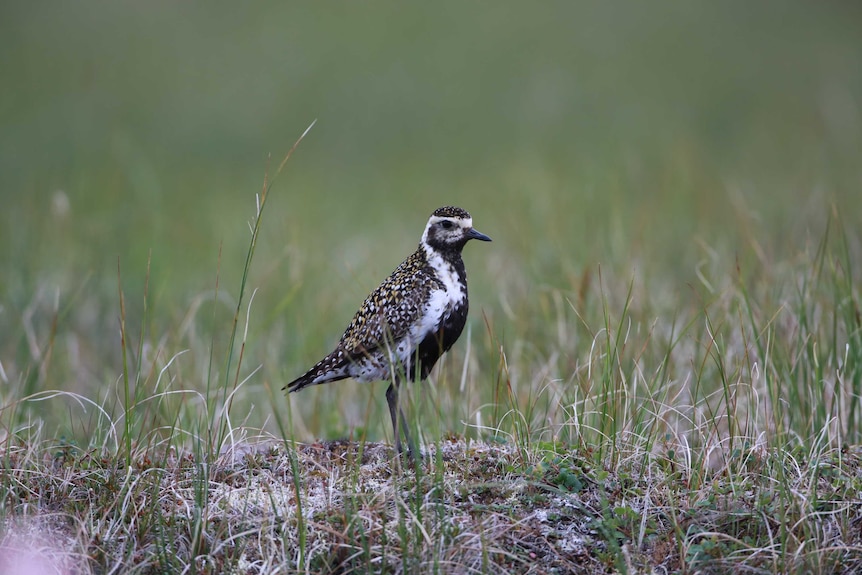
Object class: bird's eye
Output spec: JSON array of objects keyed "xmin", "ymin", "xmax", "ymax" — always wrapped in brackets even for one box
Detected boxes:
[{"xmin": 441, "ymin": 220, "xmax": 453, "ymax": 229}]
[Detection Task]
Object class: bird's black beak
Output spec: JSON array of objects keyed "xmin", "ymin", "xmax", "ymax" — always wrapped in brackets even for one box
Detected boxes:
[{"xmin": 467, "ymin": 228, "xmax": 492, "ymax": 242}]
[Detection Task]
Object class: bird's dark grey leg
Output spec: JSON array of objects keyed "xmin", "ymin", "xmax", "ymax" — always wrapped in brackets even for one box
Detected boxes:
[
  {"xmin": 385, "ymin": 382, "xmax": 402, "ymax": 455},
  {"xmin": 386, "ymin": 382, "xmax": 416, "ymax": 460}
]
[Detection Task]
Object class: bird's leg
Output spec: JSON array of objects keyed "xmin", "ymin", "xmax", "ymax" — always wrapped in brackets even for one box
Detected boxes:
[
  {"xmin": 386, "ymin": 382, "xmax": 417, "ymax": 461},
  {"xmin": 400, "ymin": 406, "xmax": 416, "ymax": 462},
  {"xmin": 385, "ymin": 382, "xmax": 402, "ymax": 455}
]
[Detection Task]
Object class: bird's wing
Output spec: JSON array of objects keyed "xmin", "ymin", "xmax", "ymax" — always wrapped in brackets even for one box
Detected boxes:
[{"xmin": 338, "ymin": 259, "xmax": 442, "ymax": 360}]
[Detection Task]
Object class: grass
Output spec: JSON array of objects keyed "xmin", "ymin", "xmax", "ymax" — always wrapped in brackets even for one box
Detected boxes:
[
  {"xmin": 2, "ymin": 133, "xmax": 861, "ymax": 572},
  {"xmin": 2, "ymin": 3, "xmax": 862, "ymax": 573}
]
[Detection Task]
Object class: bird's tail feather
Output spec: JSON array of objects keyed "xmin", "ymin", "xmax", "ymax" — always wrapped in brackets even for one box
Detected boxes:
[
  {"xmin": 284, "ymin": 373, "xmax": 315, "ymax": 393},
  {"xmin": 284, "ymin": 364, "xmax": 349, "ymax": 393}
]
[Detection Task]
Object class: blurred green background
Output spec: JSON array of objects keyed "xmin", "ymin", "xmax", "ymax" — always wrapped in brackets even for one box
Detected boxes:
[{"xmin": 1, "ymin": 2, "xmax": 861, "ymax": 439}]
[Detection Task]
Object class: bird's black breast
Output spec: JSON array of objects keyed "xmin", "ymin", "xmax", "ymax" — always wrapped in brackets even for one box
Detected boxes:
[
  {"xmin": 411, "ymin": 256, "xmax": 470, "ymax": 380},
  {"xmin": 413, "ymin": 301, "xmax": 469, "ymax": 380}
]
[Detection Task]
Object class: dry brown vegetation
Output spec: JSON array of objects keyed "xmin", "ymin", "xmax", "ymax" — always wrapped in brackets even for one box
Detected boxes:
[{"xmin": 2, "ymin": 437, "xmax": 861, "ymax": 574}]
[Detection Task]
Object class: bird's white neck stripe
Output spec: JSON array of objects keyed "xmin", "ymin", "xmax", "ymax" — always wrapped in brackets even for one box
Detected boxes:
[{"xmin": 422, "ymin": 243, "xmax": 466, "ymax": 299}]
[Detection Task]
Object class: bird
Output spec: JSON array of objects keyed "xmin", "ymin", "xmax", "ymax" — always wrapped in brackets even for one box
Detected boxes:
[{"xmin": 284, "ymin": 206, "xmax": 491, "ymax": 457}]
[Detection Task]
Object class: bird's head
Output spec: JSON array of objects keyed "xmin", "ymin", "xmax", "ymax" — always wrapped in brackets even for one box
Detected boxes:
[{"xmin": 421, "ymin": 206, "xmax": 492, "ymax": 253}]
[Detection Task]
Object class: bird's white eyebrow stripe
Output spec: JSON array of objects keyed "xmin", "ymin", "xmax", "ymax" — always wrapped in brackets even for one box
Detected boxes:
[{"xmin": 427, "ymin": 216, "xmax": 472, "ymax": 227}]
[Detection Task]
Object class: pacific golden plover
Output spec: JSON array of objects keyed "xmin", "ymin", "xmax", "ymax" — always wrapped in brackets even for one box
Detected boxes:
[{"xmin": 284, "ymin": 206, "xmax": 491, "ymax": 456}]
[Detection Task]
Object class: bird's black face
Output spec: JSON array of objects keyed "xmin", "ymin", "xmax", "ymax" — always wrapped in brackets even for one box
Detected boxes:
[{"xmin": 422, "ymin": 212, "xmax": 492, "ymax": 253}]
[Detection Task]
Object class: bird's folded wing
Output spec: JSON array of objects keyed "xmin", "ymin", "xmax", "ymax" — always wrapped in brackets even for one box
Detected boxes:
[{"xmin": 338, "ymin": 265, "xmax": 441, "ymax": 359}]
